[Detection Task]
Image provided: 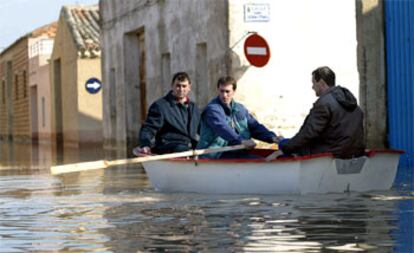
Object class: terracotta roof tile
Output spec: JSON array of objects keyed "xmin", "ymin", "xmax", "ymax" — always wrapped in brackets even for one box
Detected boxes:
[
  {"xmin": 31, "ymin": 22, "xmax": 58, "ymax": 38},
  {"xmin": 62, "ymin": 5, "xmax": 100, "ymax": 58},
  {"xmin": 1, "ymin": 22, "xmax": 57, "ymax": 55}
]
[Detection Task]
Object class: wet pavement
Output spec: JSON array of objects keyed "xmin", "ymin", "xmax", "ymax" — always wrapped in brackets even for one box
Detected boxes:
[{"xmin": 0, "ymin": 141, "xmax": 413, "ymax": 252}]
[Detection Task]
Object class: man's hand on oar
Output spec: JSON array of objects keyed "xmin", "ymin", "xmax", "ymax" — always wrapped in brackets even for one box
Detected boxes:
[
  {"xmin": 264, "ymin": 135, "xmax": 285, "ymax": 162},
  {"xmin": 241, "ymin": 139, "xmax": 256, "ymax": 149},
  {"xmin": 132, "ymin": 146, "xmax": 152, "ymax": 157}
]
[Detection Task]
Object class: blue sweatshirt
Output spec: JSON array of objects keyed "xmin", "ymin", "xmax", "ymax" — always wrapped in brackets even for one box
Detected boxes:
[{"xmin": 197, "ymin": 97, "xmax": 276, "ymax": 158}]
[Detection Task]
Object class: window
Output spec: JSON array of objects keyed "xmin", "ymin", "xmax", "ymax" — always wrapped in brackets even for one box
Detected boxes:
[
  {"xmin": 41, "ymin": 97, "xmax": 45, "ymax": 127},
  {"xmin": 23, "ymin": 71, "xmax": 27, "ymax": 98},
  {"xmin": 161, "ymin": 53, "xmax": 171, "ymax": 93},
  {"xmin": 196, "ymin": 43, "xmax": 208, "ymax": 105},
  {"xmin": 1, "ymin": 81, "xmax": 5, "ymax": 104},
  {"xmin": 14, "ymin": 74, "xmax": 18, "ymax": 100}
]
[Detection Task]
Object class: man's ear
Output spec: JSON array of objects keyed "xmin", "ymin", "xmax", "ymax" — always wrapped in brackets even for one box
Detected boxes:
[{"xmin": 320, "ymin": 79, "xmax": 329, "ymax": 88}]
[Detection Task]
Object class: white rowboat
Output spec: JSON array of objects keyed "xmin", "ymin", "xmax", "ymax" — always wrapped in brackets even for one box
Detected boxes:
[{"xmin": 142, "ymin": 149, "xmax": 403, "ymax": 195}]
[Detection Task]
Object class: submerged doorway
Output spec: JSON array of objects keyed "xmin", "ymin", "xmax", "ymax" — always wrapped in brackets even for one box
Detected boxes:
[
  {"xmin": 138, "ymin": 31, "xmax": 147, "ymax": 123},
  {"xmin": 30, "ymin": 85, "xmax": 39, "ymax": 143},
  {"xmin": 53, "ymin": 58, "xmax": 63, "ymax": 158},
  {"xmin": 123, "ymin": 28, "xmax": 147, "ymax": 153}
]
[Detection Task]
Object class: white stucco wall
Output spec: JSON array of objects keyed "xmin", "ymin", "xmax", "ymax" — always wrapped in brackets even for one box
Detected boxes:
[{"xmin": 228, "ymin": 0, "xmax": 359, "ymax": 137}]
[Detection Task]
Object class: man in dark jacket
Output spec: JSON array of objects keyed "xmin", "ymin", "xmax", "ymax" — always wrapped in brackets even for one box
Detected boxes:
[
  {"xmin": 133, "ymin": 72, "xmax": 200, "ymax": 156},
  {"xmin": 279, "ymin": 66, "xmax": 365, "ymax": 158}
]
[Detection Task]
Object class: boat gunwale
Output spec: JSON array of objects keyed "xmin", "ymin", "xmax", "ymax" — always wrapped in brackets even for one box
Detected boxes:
[
  {"xmin": 149, "ymin": 149, "xmax": 404, "ymax": 164},
  {"xmin": 365, "ymin": 149, "xmax": 405, "ymax": 156}
]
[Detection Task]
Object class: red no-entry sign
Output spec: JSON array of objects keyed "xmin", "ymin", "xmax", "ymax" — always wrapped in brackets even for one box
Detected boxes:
[{"xmin": 243, "ymin": 33, "xmax": 270, "ymax": 67}]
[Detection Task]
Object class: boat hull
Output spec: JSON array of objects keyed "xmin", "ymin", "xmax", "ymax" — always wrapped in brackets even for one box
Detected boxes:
[{"xmin": 142, "ymin": 150, "xmax": 402, "ymax": 194}]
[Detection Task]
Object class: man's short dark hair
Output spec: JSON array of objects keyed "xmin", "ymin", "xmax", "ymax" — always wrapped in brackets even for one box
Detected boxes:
[
  {"xmin": 217, "ymin": 76, "xmax": 237, "ymax": 90},
  {"xmin": 171, "ymin": 72, "xmax": 191, "ymax": 85},
  {"xmin": 312, "ymin": 66, "xmax": 335, "ymax": 87}
]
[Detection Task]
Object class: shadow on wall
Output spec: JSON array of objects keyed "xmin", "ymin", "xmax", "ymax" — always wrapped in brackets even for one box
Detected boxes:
[
  {"xmin": 227, "ymin": 49, "xmax": 250, "ymax": 85},
  {"xmin": 202, "ymin": 48, "xmax": 250, "ymax": 105},
  {"xmin": 78, "ymin": 111, "xmax": 103, "ymax": 147}
]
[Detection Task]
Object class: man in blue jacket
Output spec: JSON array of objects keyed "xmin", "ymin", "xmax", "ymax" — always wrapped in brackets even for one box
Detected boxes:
[
  {"xmin": 133, "ymin": 72, "xmax": 200, "ymax": 156},
  {"xmin": 197, "ymin": 76, "xmax": 281, "ymax": 158}
]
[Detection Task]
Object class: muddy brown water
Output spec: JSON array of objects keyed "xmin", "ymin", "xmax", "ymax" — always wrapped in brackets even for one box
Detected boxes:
[{"xmin": 0, "ymin": 142, "xmax": 413, "ymax": 252}]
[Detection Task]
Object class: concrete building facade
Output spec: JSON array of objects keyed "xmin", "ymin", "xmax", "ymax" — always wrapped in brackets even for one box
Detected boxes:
[
  {"xmin": 100, "ymin": 0, "xmax": 230, "ymax": 152},
  {"xmin": 100, "ymin": 0, "xmax": 386, "ymax": 154},
  {"xmin": 356, "ymin": 0, "xmax": 387, "ymax": 148},
  {"xmin": 50, "ymin": 5, "xmax": 102, "ymax": 149}
]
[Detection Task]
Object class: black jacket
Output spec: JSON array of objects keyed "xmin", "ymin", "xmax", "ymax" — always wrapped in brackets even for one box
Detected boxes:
[
  {"xmin": 281, "ymin": 86, "xmax": 365, "ymax": 158},
  {"xmin": 139, "ymin": 91, "xmax": 200, "ymax": 154}
]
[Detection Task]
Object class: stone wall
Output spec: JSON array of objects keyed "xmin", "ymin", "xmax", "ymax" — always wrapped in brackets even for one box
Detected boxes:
[{"xmin": 0, "ymin": 37, "xmax": 30, "ymax": 142}]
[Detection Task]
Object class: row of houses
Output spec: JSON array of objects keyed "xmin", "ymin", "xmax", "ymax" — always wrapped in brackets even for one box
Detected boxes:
[
  {"xmin": 0, "ymin": 5, "xmax": 102, "ymax": 150},
  {"xmin": 0, "ymin": 1, "xmax": 412, "ymax": 175}
]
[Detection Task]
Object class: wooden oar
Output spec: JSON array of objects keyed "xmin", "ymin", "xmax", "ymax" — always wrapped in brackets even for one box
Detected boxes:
[{"xmin": 50, "ymin": 144, "xmax": 246, "ymax": 175}]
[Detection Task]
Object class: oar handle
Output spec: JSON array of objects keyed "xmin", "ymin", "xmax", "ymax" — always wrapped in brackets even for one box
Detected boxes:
[
  {"xmin": 195, "ymin": 144, "xmax": 246, "ymax": 156},
  {"xmin": 107, "ymin": 144, "xmax": 246, "ymax": 166}
]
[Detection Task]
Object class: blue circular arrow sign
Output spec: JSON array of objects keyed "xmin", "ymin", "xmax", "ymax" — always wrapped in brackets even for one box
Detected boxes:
[{"xmin": 85, "ymin": 77, "xmax": 102, "ymax": 94}]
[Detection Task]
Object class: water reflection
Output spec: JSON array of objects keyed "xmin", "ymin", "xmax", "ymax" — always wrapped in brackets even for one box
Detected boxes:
[
  {"xmin": 98, "ymin": 191, "xmax": 410, "ymax": 252},
  {"xmin": 0, "ymin": 141, "xmax": 33, "ymax": 169},
  {"xmin": 0, "ymin": 141, "xmax": 413, "ymax": 252},
  {"xmin": 0, "ymin": 141, "xmax": 110, "ymax": 176}
]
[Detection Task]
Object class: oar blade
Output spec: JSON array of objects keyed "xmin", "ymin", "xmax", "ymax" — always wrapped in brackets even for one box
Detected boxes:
[{"xmin": 51, "ymin": 160, "xmax": 108, "ymax": 175}]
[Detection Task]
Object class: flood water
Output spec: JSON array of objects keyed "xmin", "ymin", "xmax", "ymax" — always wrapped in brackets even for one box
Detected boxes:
[{"xmin": 0, "ymin": 141, "xmax": 413, "ymax": 252}]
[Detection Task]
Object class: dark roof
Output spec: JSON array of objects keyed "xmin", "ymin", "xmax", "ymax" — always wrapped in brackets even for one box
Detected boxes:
[{"xmin": 62, "ymin": 5, "xmax": 100, "ymax": 58}]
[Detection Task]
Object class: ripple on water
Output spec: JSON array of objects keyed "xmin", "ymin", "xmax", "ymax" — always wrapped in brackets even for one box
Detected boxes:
[{"xmin": 0, "ymin": 165, "xmax": 412, "ymax": 252}]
